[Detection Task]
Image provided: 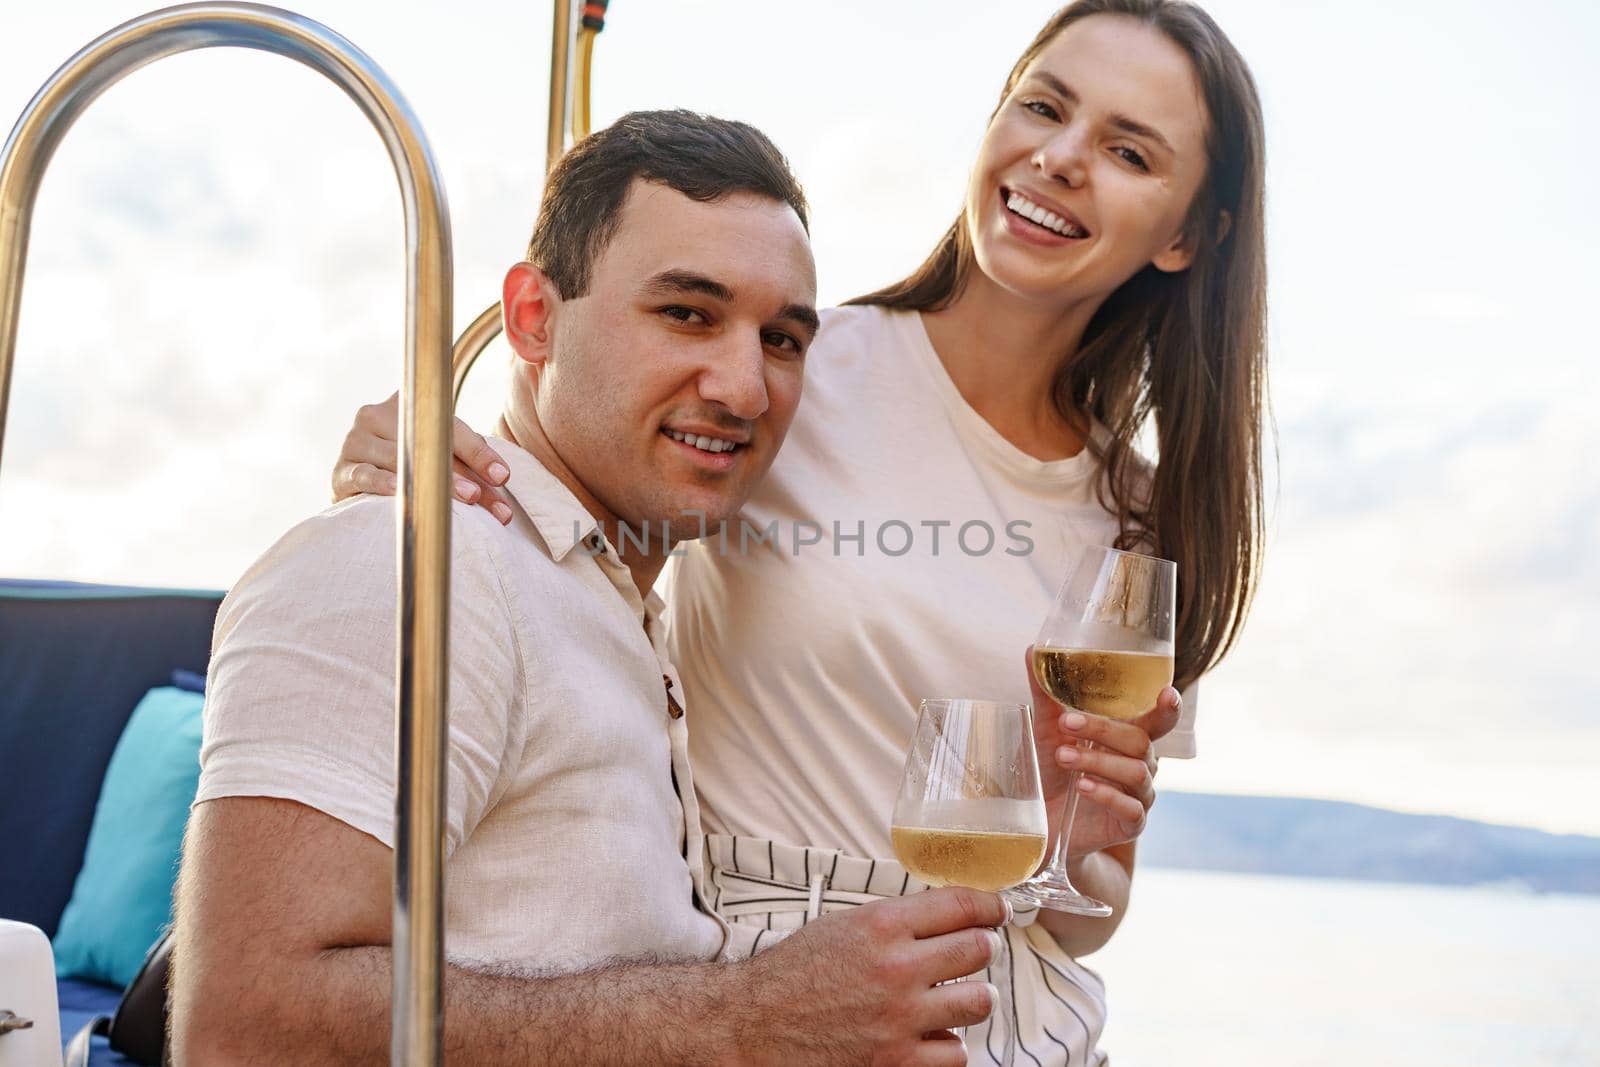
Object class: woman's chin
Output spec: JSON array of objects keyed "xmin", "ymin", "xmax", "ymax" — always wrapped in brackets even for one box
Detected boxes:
[{"xmin": 973, "ymin": 238, "xmax": 1135, "ymax": 311}]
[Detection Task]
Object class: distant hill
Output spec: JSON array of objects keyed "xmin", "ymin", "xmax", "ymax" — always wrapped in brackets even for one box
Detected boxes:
[{"xmin": 1140, "ymin": 792, "xmax": 1600, "ymax": 894}]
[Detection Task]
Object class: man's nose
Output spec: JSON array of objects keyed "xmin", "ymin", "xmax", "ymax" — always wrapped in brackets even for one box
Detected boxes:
[
  {"xmin": 698, "ymin": 335, "xmax": 770, "ymax": 421},
  {"xmin": 1032, "ymin": 126, "xmax": 1089, "ymax": 189}
]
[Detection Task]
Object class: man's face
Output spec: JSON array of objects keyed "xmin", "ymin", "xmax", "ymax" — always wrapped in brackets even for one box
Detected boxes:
[{"xmin": 532, "ymin": 180, "xmax": 818, "ymax": 540}]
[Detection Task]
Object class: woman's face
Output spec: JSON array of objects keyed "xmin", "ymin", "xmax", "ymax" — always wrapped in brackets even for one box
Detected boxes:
[{"xmin": 966, "ymin": 14, "xmax": 1212, "ymax": 308}]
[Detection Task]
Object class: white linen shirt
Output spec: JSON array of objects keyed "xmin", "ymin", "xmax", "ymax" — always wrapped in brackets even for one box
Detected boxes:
[{"xmin": 197, "ymin": 438, "xmax": 726, "ymax": 972}]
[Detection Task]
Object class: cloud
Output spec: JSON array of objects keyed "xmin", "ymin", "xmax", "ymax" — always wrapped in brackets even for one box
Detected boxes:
[{"xmin": 3, "ymin": 0, "xmax": 1597, "ymax": 835}]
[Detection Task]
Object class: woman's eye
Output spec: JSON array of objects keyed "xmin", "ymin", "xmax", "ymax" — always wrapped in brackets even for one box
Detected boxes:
[
  {"xmin": 1113, "ymin": 146, "xmax": 1150, "ymax": 172},
  {"xmin": 661, "ymin": 306, "xmax": 708, "ymax": 325},
  {"xmin": 1021, "ymin": 98, "xmax": 1061, "ymax": 121}
]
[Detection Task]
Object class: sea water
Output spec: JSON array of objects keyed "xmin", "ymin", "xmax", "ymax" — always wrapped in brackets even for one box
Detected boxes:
[{"xmin": 1090, "ymin": 867, "xmax": 1600, "ymax": 1066}]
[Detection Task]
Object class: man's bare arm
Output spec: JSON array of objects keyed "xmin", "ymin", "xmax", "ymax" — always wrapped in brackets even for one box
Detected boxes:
[{"xmin": 172, "ymin": 796, "xmax": 1007, "ymax": 1067}]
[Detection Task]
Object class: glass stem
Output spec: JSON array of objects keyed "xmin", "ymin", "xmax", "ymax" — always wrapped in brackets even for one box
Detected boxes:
[{"xmin": 1043, "ymin": 740, "xmax": 1093, "ymax": 875}]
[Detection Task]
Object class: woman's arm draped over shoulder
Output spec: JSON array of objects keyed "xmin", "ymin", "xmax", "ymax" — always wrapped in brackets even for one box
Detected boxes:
[{"xmin": 332, "ymin": 391, "xmax": 514, "ymax": 523}]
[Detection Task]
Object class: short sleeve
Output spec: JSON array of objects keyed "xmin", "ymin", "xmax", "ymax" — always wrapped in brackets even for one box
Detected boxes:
[
  {"xmin": 196, "ymin": 497, "xmax": 524, "ymax": 855},
  {"xmin": 1151, "ymin": 679, "xmax": 1198, "ymax": 759}
]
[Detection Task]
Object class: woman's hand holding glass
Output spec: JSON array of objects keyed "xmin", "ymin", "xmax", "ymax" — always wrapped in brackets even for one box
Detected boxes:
[
  {"xmin": 1014, "ymin": 545, "xmax": 1179, "ymax": 915},
  {"xmin": 1027, "ymin": 654, "xmax": 1180, "ymax": 861}
]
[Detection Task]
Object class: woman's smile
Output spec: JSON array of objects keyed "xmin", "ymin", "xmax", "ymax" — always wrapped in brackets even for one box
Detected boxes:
[{"xmin": 1001, "ymin": 187, "xmax": 1090, "ymax": 240}]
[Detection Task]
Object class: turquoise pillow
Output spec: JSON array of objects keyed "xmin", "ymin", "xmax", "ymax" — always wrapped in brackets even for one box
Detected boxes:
[{"xmin": 53, "ymin": 686, "xmax": 204, "ymax": 987}]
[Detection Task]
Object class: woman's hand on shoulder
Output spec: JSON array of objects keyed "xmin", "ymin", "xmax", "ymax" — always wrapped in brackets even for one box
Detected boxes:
[{"xmin": 331, "ymin": 391, "xmax": 514, "ymax": 524}]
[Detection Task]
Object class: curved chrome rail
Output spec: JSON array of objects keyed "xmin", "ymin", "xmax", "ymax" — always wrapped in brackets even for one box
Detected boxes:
[
  {"xmin": 453, "ymin": 0, "xmax": 604, "ymax": 405},
  {"xmin": 0, "ymin": 5, "xmax": 453, "ymax": 1062}
]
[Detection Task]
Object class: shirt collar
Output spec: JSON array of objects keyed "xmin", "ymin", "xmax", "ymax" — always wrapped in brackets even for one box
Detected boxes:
[{"xmin": 490, "ymin": 436, "xmax": 600, "ymax": 563}]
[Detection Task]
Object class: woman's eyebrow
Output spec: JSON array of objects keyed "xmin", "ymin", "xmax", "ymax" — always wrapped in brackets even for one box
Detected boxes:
[{"xmin": 1025, "ymin": 71, "xmax": 1176, "ymax": 156}]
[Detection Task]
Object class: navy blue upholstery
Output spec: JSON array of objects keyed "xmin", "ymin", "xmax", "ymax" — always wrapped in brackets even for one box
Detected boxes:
[
  {"xmin": 56, "ymin": 977, "xmax": 135, "ymax": 1063},
  {"xmin": 0, "ymin": 580, "xmax": 223, "ymax": 938}
]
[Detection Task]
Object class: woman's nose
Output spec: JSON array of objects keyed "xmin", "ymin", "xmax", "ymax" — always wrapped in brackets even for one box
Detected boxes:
[{"xmin": 1032, "ymin": 128, "xmax": 1089, "ymax": 189}]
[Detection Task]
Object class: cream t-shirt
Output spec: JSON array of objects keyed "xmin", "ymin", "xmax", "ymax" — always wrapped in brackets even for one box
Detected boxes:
[
  {"xmin": 199, "ymin": 439, "xmax": 726, "ymax": 972},
  {"xmin": 666, "ymin": 303, "xmax": 1197, "ymax": 858}
]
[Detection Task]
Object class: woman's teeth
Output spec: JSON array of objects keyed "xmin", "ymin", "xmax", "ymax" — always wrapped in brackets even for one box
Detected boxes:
[
  {"xmin": 665, "ymin": 429, "xmax": 740, "ymax": 454},
  {"xmin": 1005, "ymin": 191, "xmax": 1087, "ymax": 238}
]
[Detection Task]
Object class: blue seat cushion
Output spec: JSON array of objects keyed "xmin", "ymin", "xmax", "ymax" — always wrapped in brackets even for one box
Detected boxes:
[
  {"xmin": 0, "ymin": 581, "xmax": 222, "ymax": 937},
  {"xmin": 53, "ymin": 686, "xmax": 204, "ymax": 988},
  {"xmin": 56, "ymin": 977, "xmax": 138, "ymax": 1063}
]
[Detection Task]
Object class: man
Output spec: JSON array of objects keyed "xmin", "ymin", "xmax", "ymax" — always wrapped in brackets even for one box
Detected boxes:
[{"xmin": 171, "ymin": 111, "xmax": 1006, "ymax": 1065}]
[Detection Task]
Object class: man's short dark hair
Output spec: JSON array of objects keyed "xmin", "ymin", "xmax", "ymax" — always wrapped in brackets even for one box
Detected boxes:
[{"xmin": 526, "ymin": 109, "xmax": 810, "ymax": 299}]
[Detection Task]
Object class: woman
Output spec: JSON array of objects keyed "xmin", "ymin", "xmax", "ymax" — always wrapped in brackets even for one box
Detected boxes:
[{"xmin": 333, "ymin": 2, "xmax": 1266, "ymax": 1062}]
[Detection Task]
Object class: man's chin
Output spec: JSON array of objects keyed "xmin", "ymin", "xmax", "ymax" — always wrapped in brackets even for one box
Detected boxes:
[{"xmin": 658, "ymin": 507, "xmax": 739, "ymax": 543}]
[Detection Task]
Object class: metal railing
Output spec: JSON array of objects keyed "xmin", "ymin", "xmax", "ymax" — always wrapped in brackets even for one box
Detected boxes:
[
  {"xmin": 0, "ymin": 4, "xmax": 454, "ymax": 1063},
  {"xmin": 455, "ymin": 0, "xmax": 608, "ymax": 405}
]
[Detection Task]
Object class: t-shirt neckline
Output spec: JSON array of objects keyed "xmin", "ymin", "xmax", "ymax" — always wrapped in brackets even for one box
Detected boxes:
[{"xmin": 898, "ymin": 308, "xmax": 1101, "ymax": 485}]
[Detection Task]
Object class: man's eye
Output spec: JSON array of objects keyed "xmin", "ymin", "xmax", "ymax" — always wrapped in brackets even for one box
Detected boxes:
[
  {"xmin": 661, "ymin": 306, "xmax": 708, "ymax": 325},
  {"xmin": 763, "ymin": 331, "xmax": 803, "ymax": 356}
]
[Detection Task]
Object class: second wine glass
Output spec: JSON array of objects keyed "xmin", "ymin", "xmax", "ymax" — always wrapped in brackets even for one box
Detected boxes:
[
  {"xmin": 891, "ymin": 698, "xmax": 1047, "ymax": 1067},
  {"xmin": 1013, "ymin": 544, "xmax": 1176, "ymax": 915}
]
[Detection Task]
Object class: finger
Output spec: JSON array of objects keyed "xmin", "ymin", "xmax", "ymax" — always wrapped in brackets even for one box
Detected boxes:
[
  {"xmin": 1055, "ymin": 743, "xmax": 1154, "ymax": 797},
  {"xmin": 334, "ymin": 462, "xmax": 399, "ymax": 500},
  {"xmin": 452, "ymin": 417, "xmax": 510, "ymax": 486},
  {"xmin": 448, "ymin": 460, "xmax": 516, "ymax": 523},
  {"xmin": 1138, "ymin": 686, "xmax": 1183, "ymax": 742},
  {"xmin": 915, "ymin": 979, "xmax": 997, "ymax": 1035},
  {"xmin": 353, "ymin": 392, "xmax": 402, "ymax": 441},
  {"xmin": 908, "ymin": 927, "xmax": 1002, "ymax": 985},
  {"xmin": 470, "ymin": 483, "xmax": 515, "ymax": 524},
  {"xmin": 1058, "ymin": 711, "xmax": 1153, "ymax": 760},
  {"xmin": 901, "ymin": 887, "xmax": 1010, "ymax": 939},
  {"xmin": 911, "ymin": 1030, "xmax": 972, "ymax": 1067},
  {"xmin": 339, "ymin": 424, "xmax": 401, "ymax": 477},
  {"xmin": 1077, "ymin": 774, "xmax": 1151, "ymax": 831},
  {"xmin": 451, "ymin": 458, "xmax": 489, "ymax": 504}
]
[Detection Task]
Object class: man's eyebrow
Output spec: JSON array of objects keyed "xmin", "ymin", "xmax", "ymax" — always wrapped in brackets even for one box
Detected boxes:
[
  {"xmin": 1027, "ymin": 71, "xmax": 1176, "ymax": 156},
  {"xmin": 640, "ymin": 269, "xmax": 735, "ymax": 303},
  {"xmin": 777, "ymin": 303, "xmax": 821, "ymax": 340}
]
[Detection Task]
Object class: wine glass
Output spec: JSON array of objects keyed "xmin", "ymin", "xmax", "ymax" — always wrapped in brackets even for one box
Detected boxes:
[
  {"xmin": 891, "ymin": 699, "xmax": 1049, "ymax": 893},
  {"xmin": 1012, "ymin": 545, "xmax": 1176, "ymax": 915},
  {"xmin": 891, "ymin": 699, "xmax": 1046, "ymax": 1067}
]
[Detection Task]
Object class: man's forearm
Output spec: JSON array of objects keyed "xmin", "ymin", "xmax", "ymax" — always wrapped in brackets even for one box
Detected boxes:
[
  {"xmin": 1033, "ymin": 843, "xmax": 1135, "ymax": 958},
  {"xmin": 177, "ymin": 946, "xmax": 743, "ymax": 1067}
]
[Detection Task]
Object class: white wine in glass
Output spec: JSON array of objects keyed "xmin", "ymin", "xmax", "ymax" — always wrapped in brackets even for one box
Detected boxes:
[
  {"xmin": 890, "ymin": 700, "xmax": 1047, "ymax": 892},
  {"xmin": 891, "ymin": 824, "xmax": 1048, "ymax": 893},
  {"xmin": 890, "ymin": 698, "xmax": 1046, "ymax": 1067},
  {"xmin": 1032, "ymin": 647, "xmax": 1173, "ymax": 721},
  {"xmin": 1014, "ymin": 545, "xmax": 1176, "ymax": 916}
]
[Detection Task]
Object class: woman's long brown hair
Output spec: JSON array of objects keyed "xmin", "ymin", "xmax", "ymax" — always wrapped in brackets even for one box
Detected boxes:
[{"xmin": 848, "ymin": 0, "xmax": 1268, "ymax": 691}]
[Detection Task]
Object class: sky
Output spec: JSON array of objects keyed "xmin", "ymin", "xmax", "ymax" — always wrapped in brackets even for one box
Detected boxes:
[{"xmin": 1, "ymin": 1, "xmax": 1596, "ymax": 834}]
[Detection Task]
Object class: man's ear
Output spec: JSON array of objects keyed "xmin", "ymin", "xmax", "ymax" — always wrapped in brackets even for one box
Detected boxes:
[{"xmin": 503, "ymin": 261, "xmax": 559, "ymax": 367}]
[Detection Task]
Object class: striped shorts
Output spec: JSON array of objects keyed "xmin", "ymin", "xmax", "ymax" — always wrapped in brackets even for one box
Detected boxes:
[{"xmin": 707, "ymin": 834, "xmax": 1111, "ymax": 1067}]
